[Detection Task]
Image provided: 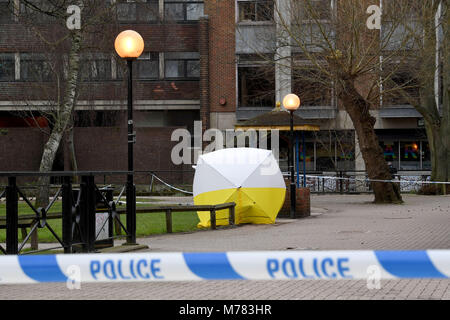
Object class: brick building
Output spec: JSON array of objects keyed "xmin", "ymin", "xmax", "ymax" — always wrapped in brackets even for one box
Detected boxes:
[{"xmin": 0, "ymin": 0, "xmax": 440, "ymax": 182}]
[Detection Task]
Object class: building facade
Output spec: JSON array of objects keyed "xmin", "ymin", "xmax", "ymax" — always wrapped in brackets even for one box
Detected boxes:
[{"xmin": 0, "ymin": 0, "xmax": 437, "ymax": 180}]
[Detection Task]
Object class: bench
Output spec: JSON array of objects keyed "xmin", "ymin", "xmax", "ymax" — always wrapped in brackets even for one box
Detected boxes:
[
  {"xmin": 0, "ymin": 213, "xmax": 62, "ymax": 240},
  {"xmin": 0, "ymin": 202, "xmax": 236, "ymax": 245}
]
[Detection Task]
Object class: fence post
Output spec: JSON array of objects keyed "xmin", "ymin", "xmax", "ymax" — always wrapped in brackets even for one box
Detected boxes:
[
  {"xmin": 79, "ymin": 176, "xmax": 96, "ymax": 252},
  {"xmin": 210, "ymin": 209, "xmax": 216, "ymax": 230},
  {"xmin": 165, "ymin": 209, "xmax": 172, "ymax": 233},
  {"xmin": 126, "ymin": 179, "xmax": 136, "ymax": 244},
  {"xmin": 86, "ymin": 176, "xmax": 96, "ymax": 252},
  {"xmin": 229, "ymin": 204, "xmax": 235, "ymax": 226},
  {"xmin": 105, "ymin": 189, "xmax": 114, "ymax": 242},
  {"xmin": 62, "ymin": 176, "xmax": 73, "ymax": 254},
  {"xmin": 79, "ymin": 176, "xmax": 88, "ymax": 252},
  {"xmin": 6, "ymin": 176, "xmax": 18, "ymax": 255}
]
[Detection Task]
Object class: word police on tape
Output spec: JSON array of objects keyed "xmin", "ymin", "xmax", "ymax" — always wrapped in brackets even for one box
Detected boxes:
[{"xmin": 0, "ymin": 251, "xmax": 449, "ymax": 284}]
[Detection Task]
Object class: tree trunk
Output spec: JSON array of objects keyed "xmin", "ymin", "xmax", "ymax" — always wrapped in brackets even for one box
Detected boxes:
[
  {"xmin": 67, "ymin": 125, "xmax": 79, "ymax": 183},
  {"xmin": 339, "ymin": 79, "xmax": 403, "ymax": 203},
  {"xmin": 35, "ymin": 29, "xmax": 82, "ymax": 208}
]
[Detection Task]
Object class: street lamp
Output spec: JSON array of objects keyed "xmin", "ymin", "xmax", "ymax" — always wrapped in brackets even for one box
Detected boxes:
[
  {"xmin": 283, "ymin": 93, "xmax": 301, "ymax": 219},
  {"xmin": 115, "ymin": 30, "xmax": 144, "ymax": 244}
]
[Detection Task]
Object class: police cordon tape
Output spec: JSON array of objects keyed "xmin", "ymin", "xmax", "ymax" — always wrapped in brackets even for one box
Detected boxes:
[
  {"xmin": 0, "ymin": 250, "xmax": 449, "ymax": 284},
  {"xmin": 304, "ymin": 175, "xmax": 450, "ymax": 185}
]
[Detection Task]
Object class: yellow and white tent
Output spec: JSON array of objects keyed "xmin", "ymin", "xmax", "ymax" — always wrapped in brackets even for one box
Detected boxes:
[{"xmin": 193, "ymin": 148, "xmax": 286, "ymax": 227}]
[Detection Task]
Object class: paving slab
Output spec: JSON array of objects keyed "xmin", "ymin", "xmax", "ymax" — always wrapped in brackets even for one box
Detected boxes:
[{"xmin": 1, "ymin": 194, "xmax": 449, "ymax": 300}]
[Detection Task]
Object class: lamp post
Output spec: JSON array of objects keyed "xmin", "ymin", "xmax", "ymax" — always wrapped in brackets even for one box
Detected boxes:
[
  {"xmin": 114, "ymin": 30, "xmax": 144, "ymax": 244},
  {"xmin": 283, "ymin": 93, "xmax": 301, "ymax": 219}
]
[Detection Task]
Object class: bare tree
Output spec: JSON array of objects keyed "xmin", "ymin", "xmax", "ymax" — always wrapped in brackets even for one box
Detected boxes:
[
  {"xmin": 384, "ymin": 0, "xmax": 449, "ymax": 193},
  {"xmin": 238, "ymin": 0, "xmax": 405, "ymax": 202},
  {"xmin": 12, "ymin": 0, "xmax": 120, "ymax": 208}
]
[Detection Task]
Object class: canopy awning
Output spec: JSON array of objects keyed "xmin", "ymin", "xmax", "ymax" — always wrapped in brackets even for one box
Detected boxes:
[{"xmin": 234, "ymin": 105, "xmax": 320, "ymax": 131}]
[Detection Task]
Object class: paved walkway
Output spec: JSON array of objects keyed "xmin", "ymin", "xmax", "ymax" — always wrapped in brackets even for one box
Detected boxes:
[{"xmin": 1, "ymin": 194, "xmax": 450, "ymax": 300}]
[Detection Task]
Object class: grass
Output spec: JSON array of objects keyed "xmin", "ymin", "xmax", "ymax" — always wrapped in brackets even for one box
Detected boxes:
[{"xmin": 0, "ymin": 200, "xmax": 200, "ymax": 243}]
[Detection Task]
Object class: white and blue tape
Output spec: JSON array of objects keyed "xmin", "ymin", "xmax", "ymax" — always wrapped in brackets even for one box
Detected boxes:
[{"xmin": 0, "ymin": 251, "xmax": 449, "ymax": 284}]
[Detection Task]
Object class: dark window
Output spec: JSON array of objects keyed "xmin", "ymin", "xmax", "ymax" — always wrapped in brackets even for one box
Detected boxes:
[
  {"xmin": 117, "ymin": 0, "xmax": 158, "ymax": 22},
  {"xmin": 292, "ymin": 68, "xmax": 332, "ymax": 106},
  {"xmin": 383, "ymin": 0, "xmax": 421, "ymax": 20},
  {"xmin": 315, "ymin": 136, "xmax": 336, "ymax": 171},
  {"xmin": 165, "ymin": 52, "xmax": 199, "ymax": 79},
  {"xmin": 400, "ymin": 141, "xmax": 420, "ymax": 170},
  {"xmin": 80, "ymin": 55, "xmax": 112, "ymax": 81},
  {"xmin": 238, "ymin": 0, "xmax": 274, "ymax": 22},
  {"xmin": 380, "ymin": 141, "xmax": 399, "ymax": 169},
  {"xmin": 382, "ymin": 69, "xmax": 419, "ymax": 105},
  {"xmin": 0, "ymin": 0, "xmax": 13, "ymax": 23},
  {"xmin": 164, "ymin": 1, "xmax": 204, "ymax": 22},
  {"xmin": 136, "ymin": 52, "xmax": 159, "ymax": 79},
  {"xmin": 335, "ymin": 131, "xmax": 355, "ymax": 171},
  {"xmin": 0, "ymin": 53, "xmax": 14, "ymax": 81},
  {"xmin": 238, "ymin": 64, "xmax": 275, "ymax": 108},
  {"xmin": 74, "ymin": 110, "xmax": 121, "ymax": 127},
  {"xmin": 20, "ymin": 0, "xmax": 59, "ymax": 23},
  {"xmin": 293, "ymin": 0, "xmax": 331, "ymax": 21},
  {"xmin": 422, "ymin": 141, "xmax": 431, "ymax": 170},
  {"xmin": 300, "ymin": 142, "xmax": 315, "ymax": 171},
  {"xmin": 20, "ymin": 53, "xmax": 52, "ymax": 81}
]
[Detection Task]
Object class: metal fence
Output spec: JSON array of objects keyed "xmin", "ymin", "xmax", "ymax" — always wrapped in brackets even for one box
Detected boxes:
[
  {"xmin": 0, "ymin": 171, "xmax": 134, "ymax": 255},
  {"xmin": 284, "ymin": 170, "xmax": 432, "ymax": 194}
]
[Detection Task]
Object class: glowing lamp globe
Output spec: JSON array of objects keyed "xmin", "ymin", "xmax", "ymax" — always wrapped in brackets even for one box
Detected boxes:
[
  {"xmin": 114, "ymin": 30, "xmax": 145, "ymax": 59},
  {"xmin": 283, "ymin": 94, "xmax": 301, "ymax": 111}
]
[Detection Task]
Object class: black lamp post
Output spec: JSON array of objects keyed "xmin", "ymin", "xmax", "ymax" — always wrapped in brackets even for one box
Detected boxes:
[
  {"xmin": 115, "ymin": 30, "xmax": 144, "ymax": 244},
  {"xmin": 283, "ymin": 94, "xmax": 301, "ymax": 219}
]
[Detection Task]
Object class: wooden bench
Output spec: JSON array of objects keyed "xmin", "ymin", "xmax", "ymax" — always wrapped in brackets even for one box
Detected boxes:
[
  {"xmin": 129, "ymin": 202, "xmax": 236, "ymax": 232},
  {"xmin": 0, "ymin": 213, "xmax": 62, "ymax": 240},
  {"xmin": 0, "ymin": 202, "xmax": 236, "ymax": 240}
]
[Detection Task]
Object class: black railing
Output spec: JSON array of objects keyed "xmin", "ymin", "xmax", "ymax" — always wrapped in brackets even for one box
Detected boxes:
[{"xmin": 0, "ymin": 171, "xmax": 133, "ymax": 255}]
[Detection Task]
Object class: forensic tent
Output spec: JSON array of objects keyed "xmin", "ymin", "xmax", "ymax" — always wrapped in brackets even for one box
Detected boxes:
[{"xmin": 193, "ymin": 148, "xmax": 286, "ymax": 228}]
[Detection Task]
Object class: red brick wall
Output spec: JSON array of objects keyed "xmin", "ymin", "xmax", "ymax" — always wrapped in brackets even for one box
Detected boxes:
[
  {"xmin": 0, "ymin": 127, "xmax": 192, "ymax": 185},
  {"xmin": 68, "ymin": 127, "xmax": 192, "ymax": 184},
  {"xmin": 0, "ymin": 128, "xmax": 46, "ymax": 171},
  {"xmin": 204, "ymin": 0, "xmax": 236, "ymax": 113}
]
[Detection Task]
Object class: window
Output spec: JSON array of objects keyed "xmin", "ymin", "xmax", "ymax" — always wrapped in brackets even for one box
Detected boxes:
[
  {"xmin": 293, "ymin": 0, "xmax": 332, "ymax": 21},
  {"xmin": 136, "ymin": 52, "xmax": 159, "ymax": 79},
  {"xmin": 0, "ymin": 53, "xmax": 14, "ymax": 81},
  {"xmin": 165, "ymin": 1, "xmax": 204, "ymax": 22},
  {"xmin": 335, "ymin": 131, "xmax": 355, "ymax": 171},
  {"xmin": 0, "ymin": 0, "xmax": 13, "ymax": 23},
  {"xmin": 382, "ymin": 0, "xmax": 421, "ymax": 20},
  {"xmin": 422, "ymin": 141, "xmax": 431, "ymax": 170},
  {"xmin": 165, "ymin": 52, "xmax": 199, "ymax": 79},
  {"xmin": 117, "ymin": 0, "xmax": 159, "ymax": 22},
  {"xmin": 238, "ymin": 62, "xmax": 275, "ymax": 108},
  {"xmin": 315, "ymin": 136, "xmax": 336, "ymax": 171},
  {"xmin": 382, "ymin": 69, "xmax": 419, "ymax": 105},
  {"xmin": 400, "ymin": 141, "xmax": 420, "ymax": 170},
  {"xmin": 80, "ymin": 54, "xmax": 112, "ymax": 81},
  {"xmin": 20, "ymin": 53, "xmax": 52, "ymax": 81},
  {"xmin": 379, "ymin": 141, "xmax": 399, "ymax": 169},
  {"xmin": 292, "ymin": 68, "xmax": 332, "ymax": 106},
  {"xmin": 238, "ymin": 0, "xmax": 274, "ymax": 22},
  {"xmin": 20, "ymin": 0, "xmax": 59, "ymax": 23},
  {"xmin": 299, "ymin": 142, "xmax": 315, "ymax": 171}
]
